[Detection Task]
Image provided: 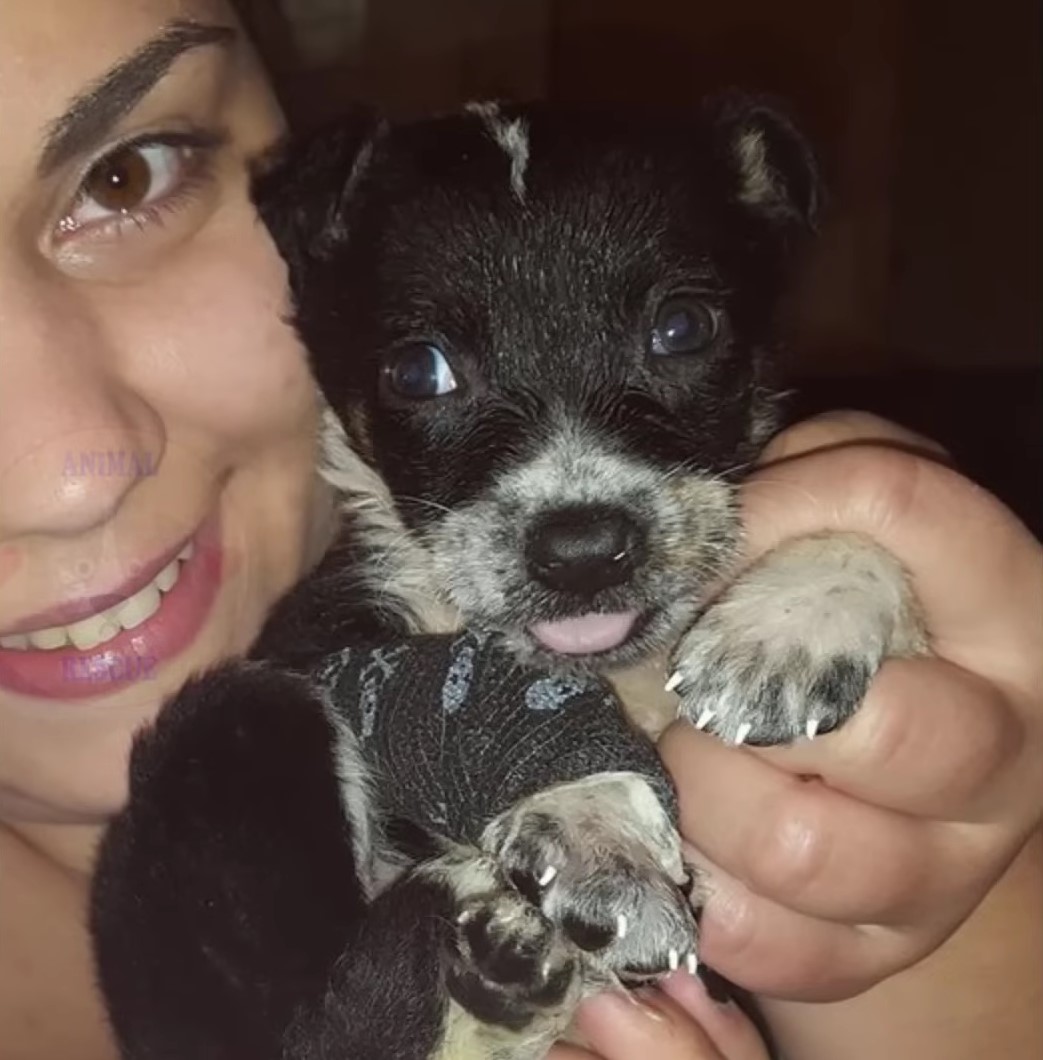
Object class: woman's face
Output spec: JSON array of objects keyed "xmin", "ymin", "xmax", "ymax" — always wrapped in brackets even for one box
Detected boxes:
[{"xmin": 0, "ymin": 0, "xmax": 322, "ymax": 822}]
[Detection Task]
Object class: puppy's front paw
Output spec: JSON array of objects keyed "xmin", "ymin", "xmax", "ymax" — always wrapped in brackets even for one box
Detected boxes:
[
  {"xmin": 428, "ymin": 853, "xmax": 579, "ymax": 1031},
  {"xmin": 483, "ymin": 774, "xmax": 699, "ymax": 984},
  {"xmin": 669, "ymin": 532, "xmax": 926, "ymax": 745}
]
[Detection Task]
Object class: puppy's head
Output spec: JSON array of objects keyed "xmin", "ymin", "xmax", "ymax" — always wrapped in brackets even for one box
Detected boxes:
[{"xmin": 255, "ymin": 98, "xmax": 820, "ymax": 669}]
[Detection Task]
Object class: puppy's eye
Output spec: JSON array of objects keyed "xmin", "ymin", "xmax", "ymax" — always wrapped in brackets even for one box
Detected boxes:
[
  {"xmin": 384, "ymin": 344, "xmax": 458, "ymax": 399},
  {"xmin": 650, "ymin": 296, "xmax": 719, "ymax": 356}
]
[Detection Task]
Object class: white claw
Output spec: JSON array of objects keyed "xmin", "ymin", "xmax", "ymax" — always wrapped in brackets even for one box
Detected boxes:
[
  {"xmin": 806, "ymin": 717, "xmax": 820, "ymax": 741},
  {"xmin": 616, "ymin": 913, "xmax": 629, "ymax": 939},
  {"xmin": 664, "ymin": 670, "xmax": 684, "ymax": 693},
  {"xmin": 695, "ymin": 708, "xmax": 715, "ymax": 731},
  {"xmin": 733, "ymin": 722, "xmax": 752, "ymax": 746},
  {"xmin": 668, "ymin": 948, "xmax": 680, "ymax": 971},
  {"xmin": 686, "ymin": 952, "xmax": 699, "ymax": 976},
  {"xmin": 537, "ymin": 864, "xmax": 558, "ymax": 887}
]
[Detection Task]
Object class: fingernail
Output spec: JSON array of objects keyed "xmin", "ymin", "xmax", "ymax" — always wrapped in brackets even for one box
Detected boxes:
[
  {"xmin": 662, "ymin": 969, "xmax": 735, "ymax": 1015},
  {"xmin": 631, "ymin": 987, "xmax": 669, "ymax": 1021},
  {"xmin": 584, "ymin": 987, "xmax": 666, "ymax": 1024}
]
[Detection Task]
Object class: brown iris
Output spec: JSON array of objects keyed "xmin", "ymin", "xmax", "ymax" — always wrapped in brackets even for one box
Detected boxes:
[{"xmin": 82, "ymin": 146, "xmax": 154, "ymax": 213}]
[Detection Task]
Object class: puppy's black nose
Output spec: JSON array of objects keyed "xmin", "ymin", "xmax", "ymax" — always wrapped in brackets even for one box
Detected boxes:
[{"xmin": 527, "ymin": 506, "xmax": 647, "ymax": 595}]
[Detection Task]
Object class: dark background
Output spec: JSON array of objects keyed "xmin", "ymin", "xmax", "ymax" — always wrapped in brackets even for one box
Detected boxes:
[{"xmin": 239, "ymin": 0, "xmax": 1041, "ymax": 534}]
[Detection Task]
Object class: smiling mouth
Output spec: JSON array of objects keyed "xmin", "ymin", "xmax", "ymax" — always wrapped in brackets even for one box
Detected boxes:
[
  {"xmin": 0, "ymin": 514, "xmax": 224, "ymax": 702},
  {"xmin": 0, "ymin": 541, "xmax": 196, "ymax": 653},
  {"xmin": 528, "ymin": 609, "xmax": 642, "ymax": 656}
]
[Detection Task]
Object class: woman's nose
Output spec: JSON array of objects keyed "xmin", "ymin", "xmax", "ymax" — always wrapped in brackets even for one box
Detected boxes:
[{"xmin": 0, "ymin": 264, "xmax": 164, "ymax": 538}]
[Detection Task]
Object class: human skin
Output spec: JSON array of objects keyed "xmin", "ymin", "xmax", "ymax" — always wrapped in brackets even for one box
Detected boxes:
[{"xmin": 554, "ymin": 972, "xmax": 772, "ymax": 1060}]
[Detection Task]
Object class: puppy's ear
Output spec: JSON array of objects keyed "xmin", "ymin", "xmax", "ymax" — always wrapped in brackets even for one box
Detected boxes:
[
  {"xmin": 250, "ymin": 107, "xmax": 383, "ymax": 289},
  {"xmin": 705, "ymin": 93, "xmax": 822, "ymax": 232}
]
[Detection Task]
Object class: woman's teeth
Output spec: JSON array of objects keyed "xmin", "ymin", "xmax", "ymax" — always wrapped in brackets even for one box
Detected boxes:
[{"xmin": 0, "ymin": 542, "xmax": 194, "ymax": 653}]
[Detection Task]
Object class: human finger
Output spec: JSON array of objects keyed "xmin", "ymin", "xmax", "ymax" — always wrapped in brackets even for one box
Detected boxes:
[
  {"xmin": 755, "ymin": 656, "xmax": 1026, "ymax": 823},
  {"xmin": 660, "ymin": 723, "xmax": 948, "ymax": 924},
  {"xmin": 757, "ymin": 410, "xmax": 949, "ymax": 464},
  {"xmin": 659, "ymin": 971, "xmax": 773, "ymax": 1059},
  {"xmin": 739, "ymin": 444, "xmax": 1043, "ymax": 697},
  {"xmin": 565, "ymin": 983, "xmax": 768, "ymax": 1060},
  {"xmin": 687, "ymin": 851, "xmax": 913, "ymax": 1000}
]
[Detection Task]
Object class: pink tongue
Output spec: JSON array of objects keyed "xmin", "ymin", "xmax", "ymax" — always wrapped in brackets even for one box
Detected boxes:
[{"xmin": 530, "ymin": 611, "xmax": 638, "ymax": 655}]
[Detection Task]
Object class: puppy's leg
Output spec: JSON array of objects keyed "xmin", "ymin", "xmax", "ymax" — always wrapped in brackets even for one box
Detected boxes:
[
  {"xmin": 483, "ymin": 773, "xmax": 699, "ymax": 984},
  {"xmin": 432, "ymin": 851, "xmax": 583, "ymax": 1060},
  {"xmin": 669, "ymin": 532, "xmax": 927, "ymax": 744},
  {"xmin": 90, "ymin": 662, "xmax": 447, "ymax": 1060},
  {"xmin": 286, "ymin": 848, "xmax": 579, "ymax": 1060},
  {"xmin": 321, "ymin": 632, "xmax": 699, "ymax": 986}
]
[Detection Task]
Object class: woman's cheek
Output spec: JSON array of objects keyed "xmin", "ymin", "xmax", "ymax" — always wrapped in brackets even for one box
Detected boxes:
[{"xmin": 98, "ymin": 196, "xmax": 315, "ymax": 449}]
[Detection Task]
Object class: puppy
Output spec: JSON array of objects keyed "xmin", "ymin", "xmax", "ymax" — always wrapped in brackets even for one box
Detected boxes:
[
  {"xmin": 90, "ymin": 97, "xmax": 925, "ymax": 1060},
  {"xmin": 259, "ymin": 96, "xmax": 924, "ymax": 741}
]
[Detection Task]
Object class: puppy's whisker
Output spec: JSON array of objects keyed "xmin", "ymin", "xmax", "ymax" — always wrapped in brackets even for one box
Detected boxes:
[{"xmin": 397, "ymin": 495, "xmax": 455, "ymax": 517}]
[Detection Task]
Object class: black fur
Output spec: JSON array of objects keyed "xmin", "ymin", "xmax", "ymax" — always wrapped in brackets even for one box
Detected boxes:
[
  {"xmin": 252, "ymin": 98, "xmax": 819, "ymax": 674},
  {"xmin": 91, "ymin": 97, "xmax": 819, "ymax": 1059},
  {"xmin": 91, "ymin": 663, "xmax": 441, "ymax": 1060},
  {"xmin": 266, "ymin": 100, "xmax": 816, "ymax": 503}
]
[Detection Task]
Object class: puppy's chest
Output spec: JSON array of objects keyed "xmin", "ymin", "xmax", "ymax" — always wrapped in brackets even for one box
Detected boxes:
[{"xmin": 607, "ymin": 651, "xmax": 680, "ymax": 738}]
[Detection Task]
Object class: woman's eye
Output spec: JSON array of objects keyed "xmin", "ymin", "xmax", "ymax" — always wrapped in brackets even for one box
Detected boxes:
[
  {"xmin": 64, "ymin": 143, "xmax": 188, "ymax": 229},
  {"xmin": 650, "ymin": 295, "xmax": 720, "ymax": 356},
  {"xmin": 384, "ymin": 344, "xmax": 458, "ymax": 400},
  {"xmin": 57, "ymin": 134, "xmax": 220, "ymax": 239}
]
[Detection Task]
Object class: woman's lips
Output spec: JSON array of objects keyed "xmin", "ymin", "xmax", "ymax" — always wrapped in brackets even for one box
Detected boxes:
[
  {"xmin": 0, "ymin": 535, "xmax": 194, "ymax": 637},
  {"xmin": 0, "ymin": 517, "xmax": 222, "ymax": 702}
]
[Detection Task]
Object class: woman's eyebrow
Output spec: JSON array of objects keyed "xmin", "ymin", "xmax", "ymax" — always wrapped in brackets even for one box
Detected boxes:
[{"xmin": 38, "ymin": 19, "xmax": 236, "ymax": 177}]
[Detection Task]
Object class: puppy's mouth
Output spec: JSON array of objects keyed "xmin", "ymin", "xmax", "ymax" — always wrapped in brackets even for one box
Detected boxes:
[{"xmin": 528, "ymin": 609, "xmax": 641, "ymax": 656}]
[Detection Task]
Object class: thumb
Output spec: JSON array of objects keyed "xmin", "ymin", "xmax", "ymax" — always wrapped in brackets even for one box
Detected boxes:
[
  {"xmin": 660, "ymin": 972, "xmax": 771, "ymax": 1059},
  {"xmin": 549, "ymin": 978, "xmax": 769, "ymax": 1060}
]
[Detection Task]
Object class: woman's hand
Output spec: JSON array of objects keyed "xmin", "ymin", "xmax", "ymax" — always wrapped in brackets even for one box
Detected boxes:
[
  {"xmin": 547, "ymin": 973, "xmax": 770, "ymax": 1060},
  {"xmin": 660, "ymin": 411, "xmax": 1043, "ymax": 1000}
]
